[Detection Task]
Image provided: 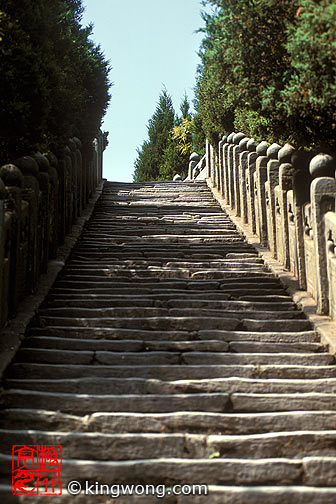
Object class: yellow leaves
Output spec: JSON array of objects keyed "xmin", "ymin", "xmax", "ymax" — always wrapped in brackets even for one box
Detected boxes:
[{"xmin": 171, "ymin": 117, "xmax": 194, "ymax": 156}]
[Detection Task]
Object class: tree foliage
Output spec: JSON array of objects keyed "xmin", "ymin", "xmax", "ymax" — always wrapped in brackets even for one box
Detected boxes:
[
  {"xmin": 0, "ymin": 0, "xmax": 111, "ymax": 161},
  {"xmin": 133, "ymin": 90, "xmax": 193, "ymax": 182},
  {"xmin": 196, "ymin": 0, "xmax": 336, "ymax": 151}
]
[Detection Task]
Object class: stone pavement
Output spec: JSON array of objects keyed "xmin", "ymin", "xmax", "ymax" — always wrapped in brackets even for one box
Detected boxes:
[{"xmin": 1, "ymin": 180, "xmax": 336, "ymax": 502}]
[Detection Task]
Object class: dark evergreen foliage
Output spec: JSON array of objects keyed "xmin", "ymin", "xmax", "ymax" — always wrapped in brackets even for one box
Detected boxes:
[
  {"xmin": 0, "ymin": 0, "xmax": 111, "ymax": 161},
  {"xmin": 133, "ymin": 89, "xmax": 175, "ymax": 182},
  {"xmin": 196, "ymin": 0, "xmax": 336, "ymax": 151}
]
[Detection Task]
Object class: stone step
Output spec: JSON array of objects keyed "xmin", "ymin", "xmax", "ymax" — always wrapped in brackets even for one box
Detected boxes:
[
  {"xmin": 42, "ymin": 293, "xmax": 295, "ymax": 306},
  {"xmin": 0, "ymin": 452, "xmax": 320, "ymax": 488},
  {"xmin": 21, "ymin": 336, "xmax": 323, "ymax": 354},
  {"xmin": 6, "ymin": 376, "xmax": 336, "ymax": 395},
  {"xmin": 2, "ymin": 409, "xmax": 336, "ymax": 435},
  {"xmin": 2, "ymin": 390, "xmax": 230, "ymax": 414},
  {"xmin": 2, "ymin": 429, "xmax": 336, "ymax": 460},
  {"xmin": 37, "ymin": 306, "xmax": 304, "ymax": 321},
  {"xmin": 8, "ymin": 363, "xmax": 336, "ymax": 381},
  {"xmin": 35, "ymin": 315, "xmax": 311, "ymax": 332},
  {"xmin": 15, "ymin": 348, "xmax": 333, "ymax": 367},
  {"xmin": 27, "ymin": 327, "xmax": 319, "ymax": 343}
]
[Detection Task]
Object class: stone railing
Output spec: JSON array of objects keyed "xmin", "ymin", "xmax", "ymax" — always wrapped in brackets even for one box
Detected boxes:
[
  {"xmin": 0, "ymin": 132, "xmax": 105, "ymax": 328},
  {"xmin": 190, "ymin": 133, "xmax": 336, "ymax": 320}
]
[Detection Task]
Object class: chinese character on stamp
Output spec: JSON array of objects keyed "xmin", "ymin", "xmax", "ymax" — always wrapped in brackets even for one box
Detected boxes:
[{"xmin": 12, "ymin": 445, "xmax": 62, "ymax": 495}]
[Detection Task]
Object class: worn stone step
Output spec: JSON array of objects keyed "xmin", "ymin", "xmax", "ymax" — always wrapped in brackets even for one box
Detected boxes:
[
  {"xmin": 15, "ymin": 348, "xmax": 332, "ymax": 367},
  {"xmin": 36, "ymin": 315, "xmax": 242, "ymax": 331},
  {"xmin": 2, "ymin": 409, "xmax": 336, "ymax": 435},
  {"xmin": 6, "ymin": 376, "xmax": 336, "ymax": 395},
  {"xmin": 232, "ymin": 393, "xmax": 336, "ymax": 412},
  {"xmin": 8, "ymin": 363, "xmax": 336, "ymax": 380},
  {"xmin": 21, "ymin": 336, "xmax": 322, "ymax": 354},
  {"xmin": 1, "ymin": 390, "xmax": 230, "ymax": 414},
  {"xmin": 3, "ymin": 429, "xmax": 336, "ymax": 461},
  {"xmin": 21, "ymin": 337, "xmax": 230, "ymax": 353},
  {"xmin": 38, "ymin": 306, "xmax": 304, "ymax": 321},
  {"xmin": 27, "ymin": 327, "xmax": 319, "ymax": 343},
  {"xmin": 0, "ymin": 455, "xmax": 310, "ymax": 491}
]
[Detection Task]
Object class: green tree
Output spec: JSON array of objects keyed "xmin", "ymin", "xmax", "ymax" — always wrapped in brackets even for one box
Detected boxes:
[
  {"xmin": 0, "ymin": 0, "xmax": 111, "ymax": 161},
  {"xmin": 280, "ymin": 0, "xmax": 336, "ymax": 150},
  {"xmin": 133, "ymin": 89, "xmax": 175, "ymax": 182},
  {"xmin": 158, "ymin": 95, "xmax": 194, "ymax": 181},
  {"xmin": 195, "ymin": 0, "xmax": 298, "ymax": 146}
]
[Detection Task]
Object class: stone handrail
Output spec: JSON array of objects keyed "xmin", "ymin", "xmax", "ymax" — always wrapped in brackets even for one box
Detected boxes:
[
  {"xmin": 190, "ymin": 133, "xmax": 336, "ymax": 320},
  {"xmin": 0, "ymin": 133, "xmax": 105, "ymax": 328}
]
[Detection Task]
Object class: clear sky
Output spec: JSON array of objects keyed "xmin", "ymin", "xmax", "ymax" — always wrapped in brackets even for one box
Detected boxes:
[{"xmin": 81, "ymin": 0, "xmax": 208, "ymax": 182}]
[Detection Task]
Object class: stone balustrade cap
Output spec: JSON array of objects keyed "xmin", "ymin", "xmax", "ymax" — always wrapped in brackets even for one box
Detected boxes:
[
  {"xmin": 34, "ymin": 152, "xmax": 50, "ymax": 172},
  {"xmin": 68, "ymin": 138, "xmax": 77, "ymax": 152},
  {"xmin": 227, "ymin": 132, "xmax": 235, "ymax": 143},
  {"xmin": 233, "ymin": 132, "xmax": 246, "ymax": 144},
  {"xmin": 73, "ymin": 137, "xmax": 82, "ymax": 149},
  {"xmin": 189, "ymin": 152, "xmax": 200, "ymax": 162},
  {"xmin": 267, "ymin": 143, "xmax": 282, "ymax": 159},
  {"xmin": 0, "ymin": 164, "xmax": 24, "ymax": 187},
  {"xmin": 256, "ymin": 141, "xmax": 269, "ymax": 156},
  {"xmin": 309, "ymin": 153, "xmax": 336, "ymax": 179},
  {"xmin": 239, "ymin": 137, "xmax": 250, "ymax": 151},
  {"xmin": 14, "ymin": 156, "xmax": 39, "ymax": 177},
  {"xmin": 173, "ymin": 174, "xmax": 182, "ymax": 181},
  {"xmin": 278, "ymin": 143, "xmax": 296, "ymax": 164},
  {"xmin": 63, "ymin": 145, "xmax": 72, "ymax": 156},
  {"xmin": 247, "ymin": 139, "xmax": 257, "ymax": 152},
  {"xmin": 46, "ymin": 152, "xmax": 58, "ymax": 168},
  {"xmin": 0, "ymin": 178, "xmax": 6, "ymax": 199}
]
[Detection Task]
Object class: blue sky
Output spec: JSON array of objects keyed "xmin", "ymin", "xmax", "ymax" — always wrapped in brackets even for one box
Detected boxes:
[{"xmin": 81, "ymin": 0, "xmax": 208, "ymax": 182}]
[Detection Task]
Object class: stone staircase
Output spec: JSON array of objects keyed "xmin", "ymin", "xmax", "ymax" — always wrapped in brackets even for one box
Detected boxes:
[{"xmin": 1, "ymin": 180, "xmax": 336, "ymax": 502}]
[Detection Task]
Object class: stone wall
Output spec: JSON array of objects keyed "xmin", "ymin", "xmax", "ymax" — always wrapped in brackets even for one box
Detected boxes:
[
  {"xmin": 0, "ymin": 133, "xmax": 105, "ymax": 329},
  {"xmin": 190, "ymin": 133, "xmax": 336, "ymax": 320}
]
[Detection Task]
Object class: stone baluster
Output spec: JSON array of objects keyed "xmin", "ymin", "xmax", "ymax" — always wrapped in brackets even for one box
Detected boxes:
[
  {"xmin": 45, "ymin": 152, "xmax": 60, "ymax": 258},
  {"xmin": 238, "ymin": 137, "xmax": 250, "ymax": 224},
  {"xmin": 291, "ymin": 150, "xmax": 314, "ymax": 290},
  {"xmin": 255, "ymin": 145, "xmax": 271, "ymax": 247},
  {"xmin": 218, "ymin": 135, "xmax": 227, "ymax": 196},
  {"xmin": 232, "ymin": 132, "xmax": 246, "ymax": 216},
  {"xmin": 0, "ymin": 165, "xmax": 24, "ymax": 317},
  {"xmin": 248, "ymin": 141, "xmax": 267, "ymax": 236},
  {"xmin": 264, "ymin": 143, "xmax": 282, "ymax": 258},
  {"xmin": 226, "ymin": 132, "xmax": 236, "ymax": 209},
  {"xmin": 68, "ymin": 139, "xmax": 79, "ymax": 221},
  {"xmin": 274, "ymin": 144, "xmax": 296, "ymax": 269},
  {"xmin": 73, "ymin": 137, "xmax": 84, "ymax": 213},
  {"xmin": 223, "ymin": 133, "xmax": 234, "ymax": 204},
  {"xmin": 0, "ymin": 178, "xmax": 7, "ymax": 326},
  {"xmin": 14, "ymin": 156, "xmax": 40, "ymax": 293},
  {"xmin": 310, "ymin": 154, "xmax": 336, "ymax": 314},
  {"xmin": 188, "ymin": 152, "xmax": 200, "ymax": 180}
]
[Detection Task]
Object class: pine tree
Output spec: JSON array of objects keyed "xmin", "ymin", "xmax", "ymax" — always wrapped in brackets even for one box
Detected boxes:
[{"xmin": 133, "ymin": 89, "xmax": 175, "ymax": 182}]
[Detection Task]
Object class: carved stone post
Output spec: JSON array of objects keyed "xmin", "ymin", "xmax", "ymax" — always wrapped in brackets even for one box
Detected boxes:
[
  {"xmin": 310, "ymin": 154, "xmax": 336, "ymax": 314},
  {"xmin": 188, "ymin": 152, "xmax": 200, "ymax": 180},
  {"xmin": 0, "ymin": 178, "xmax": 6, "ymax": 326},
  {"xmin": 232, "ymin": 132, "xmax": 246, "ymax": 216},
  {"xmin": 238, "ymin": 137, "xmax": 250, "ymax": 224},
  {"xmin": 0, "ymin": 165, "xmax": 24, "ymax": 317},
  {"xmin": 265, "ymin": 143, "xmax": 282, "ymax": 258},
  {"xmin": 255, "ymin": 155, "xmax": 269, "ymax": 247},
  {"xmin": 15, "ymin": 156, "xmax": 40, "ymax": 293},
  {"xmin": 274, "ymin": 145, "xmax": 296, "ymax": 269}
]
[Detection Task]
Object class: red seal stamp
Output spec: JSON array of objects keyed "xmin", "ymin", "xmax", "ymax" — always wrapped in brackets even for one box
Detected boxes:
[{"xmin": 12, "ymin": 445, "xmax": 62, "ymax": 495}]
